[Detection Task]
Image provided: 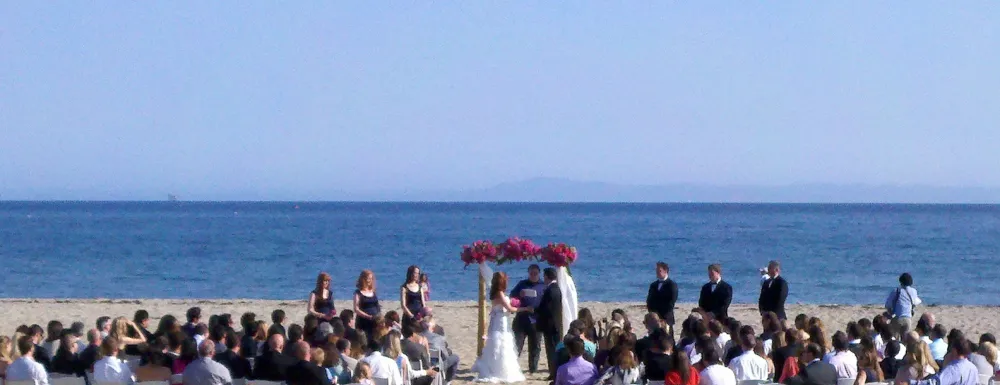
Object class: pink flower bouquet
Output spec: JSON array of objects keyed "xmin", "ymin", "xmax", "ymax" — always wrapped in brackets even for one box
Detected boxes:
[
  {"xmin": 510, "ymin": 297, "xmax": 521, "ymax": 308},
  {"xmin": 540, "ymin": 243, "xmax": 578, "ymax": 267},
  {"xmin": 498, "ymin": 237, "xmax": 541, "ymax": 265},
  {"xmin": 460, "ymin": 240, "xmax": 499, "ymax": 267}
]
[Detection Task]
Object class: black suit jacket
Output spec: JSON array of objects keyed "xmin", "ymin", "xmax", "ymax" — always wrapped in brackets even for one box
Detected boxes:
[
  {"xmin": 215, "ymin": 350, "xmax": 252, "ymax": 379},
  {"xmin": 698, "ymin": 280, "xmax": 733, "ymax": 320},
  {"xmin": 536, "ymin": 283, "xmax": 562, "ymax": 336},
  {"xmin": 34, "ymin": 345, "xmax": 52, "ymax": 371},
  {"xmin": 646, "ymin": 279, "xmax": 679, "ymax": 325},
  {"xmin": 253, "ymin": 350, "xmax": 297, "ymax": 381},
  {"xmin": 759, "ymin": 275, "xmax": 789, "ymax": 319},
  {"xmin": 785, "ymin": 361, "xmax": 838, "ymax": 385},
  {"xmin": 286, "ymin": 360, "xmax": 333, "ymax": 385}
]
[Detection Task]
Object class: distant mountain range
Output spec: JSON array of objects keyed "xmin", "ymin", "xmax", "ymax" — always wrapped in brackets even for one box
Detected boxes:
[{"xmin": 353, "ymin": 177, "xmax": 1000, "ymax": 203}]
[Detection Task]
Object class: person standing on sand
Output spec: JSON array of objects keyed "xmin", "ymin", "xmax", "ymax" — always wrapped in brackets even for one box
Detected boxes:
[
  {"xmin": 758, "ymin": 260, "xmax": 789, "ymax": 320},
  {"xmin": 698, "ymin": 264, "xmax": 733, "ymax": 320},
  {"xmin": 647, "ymin": 261, "xmax": 679, "ymax": 335},
  {"xmin": 885, "ymin": 273, "xmax": 921, "ymax": 334},
  {"xmin": 510, "ymin": 263, "xmax": 547, "ymax": 374},
  {"xmin": 537, "ymin": 267, "xmax": 563, "ymax": 380}
]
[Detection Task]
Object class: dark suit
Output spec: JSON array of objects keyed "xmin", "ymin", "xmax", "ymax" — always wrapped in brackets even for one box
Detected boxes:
[
  {"xmin": 215, "ymin": 350, "xmax": 252, "ymax": 379},
  {"xmin": 785, "ymin": 360, "xmax": 838, "ymax": 385},
  {"xmin": 535, "ymin": 283, "xmax": 562, "ymax": 378},
  {"xmin": 698, "ymin": 280, "xmax": 733, "ymax": 320},
  {"xmin": 33, "ymin": 345, "xmax": 52, "ymax": 371},
  {"xmin": 759, "ymin": 275, "xmax": 789, "ymax": 319},
  {"xmin": 646, "ymin": 279, "xmax": 678, "ymax": 326},
  {"xmin": 253, "ymin": 350, "xmax": 297, "ymax": 381},
  {"xmin": 286, "ymin": 360, "xmax": 333, "ymax": 385},
  {"xmin": 79, "ymin": 344, "xmax": 100, "ymax": 373}
]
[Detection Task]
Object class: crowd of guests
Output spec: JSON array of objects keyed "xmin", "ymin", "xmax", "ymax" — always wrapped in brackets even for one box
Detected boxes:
[{"xmin": 0, "ymin": 268, "xmax": 457, "ymax": 385}]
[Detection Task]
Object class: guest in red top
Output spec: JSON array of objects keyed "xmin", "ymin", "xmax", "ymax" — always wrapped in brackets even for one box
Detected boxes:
[{"xmin": 666, "ymin": 349, "xmax": 700, "ymax": 385}]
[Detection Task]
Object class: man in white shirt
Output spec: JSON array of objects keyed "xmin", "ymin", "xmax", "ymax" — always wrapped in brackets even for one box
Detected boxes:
[
  {"xmin": 184, "ymin": 340, "xmax": 234, "ymax": 385},
  {"xmin": 93, "ymin": 337, "xmax": 136, "ymax": 385},
  {"xmin": 825, "ymin": 331, "xmax": 858, "ymax": 379},
  {"xmin": 6, "ymin": 336, "xmax": 50, "ymax": 385},
  {"xmin": 700, "ymin": 346, "xmax": 737, "ymax": 385},
  {"xmin": 360, "ymin": 339, "xmax": 402, "ymax": 385},
  {"xmin": 727, "ymin": 326, "xmax": 768, "ymax": 381}
]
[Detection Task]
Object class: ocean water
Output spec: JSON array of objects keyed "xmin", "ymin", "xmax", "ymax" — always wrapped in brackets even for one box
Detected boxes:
[{"xmin": 1, "ymin": 202, "xmax": 998, "ymax": 305}]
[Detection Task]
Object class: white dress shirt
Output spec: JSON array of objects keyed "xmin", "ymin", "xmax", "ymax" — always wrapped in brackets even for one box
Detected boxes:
[
  {"xmin": 94, "ymin": 356, "xmax": 136, "ymax": 385},
  {"xmin": 714, "ymin": 333, "xmax": 731, "ymax": 354},
  {"xmin": 6, "ymin": 356, "xmax": 50, "ymax": 385},
  {"xmin": 826, "ymin": 350, "xmax": 858, "ymax": 379},
  {"xmin": 728, "ymin": 350, "xmax": 769, "ymax": 381},
  {"xmin": 700, "ymin": 364, "xmax": 737, "ymax": 385},
  {"xmin": 362, "ymin": 352, "xmax": 403, "ymax": 385}
]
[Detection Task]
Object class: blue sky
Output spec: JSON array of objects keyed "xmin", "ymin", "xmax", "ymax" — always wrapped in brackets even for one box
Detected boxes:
[{"xmin": 1, "ymin": 3, "xmax": 998, "ymax": 200}]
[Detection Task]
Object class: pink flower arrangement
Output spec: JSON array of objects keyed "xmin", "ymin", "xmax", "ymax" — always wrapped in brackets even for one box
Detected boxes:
[
  {"xmin": 498, "ymin": 237, "xmax": 541, "ymax": 265},
  {"xmin": 460, "ymin": 240, "xmax": 499, "ymax": 266},
  {"xmin": 510, "ymin": 297, "xmax": 521, "ymax": 308},
  {"xmin": 540, "ymin": 243, "xmax": 578, "ymax": 267}
]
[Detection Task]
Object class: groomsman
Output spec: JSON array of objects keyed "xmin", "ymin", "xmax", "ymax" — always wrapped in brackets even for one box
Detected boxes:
[
  {"xmin": 758, "ymin": 260, "xmax": 789, "ymax": 320},
  {"xmin": 698, "ymin": 263, "xmax": 733, "ymax": 320},
  {"xmin": 646, "ymin": 262, "xmax": 678, "ymax": 333}
]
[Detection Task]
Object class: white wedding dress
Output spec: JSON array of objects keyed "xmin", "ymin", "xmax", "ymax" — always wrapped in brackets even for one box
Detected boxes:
[{"xmin": 472, "ymin": 296, "xmax": 526, "ymax": 383}]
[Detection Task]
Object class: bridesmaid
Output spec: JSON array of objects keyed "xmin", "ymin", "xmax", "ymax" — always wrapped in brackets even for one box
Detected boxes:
[
  {"xmin": 353, "ymin": 270, "xmax": 381, "ymax": 340},
  {"xmin": 400, "ymin": 265, "xmax": 427, "ymax": 324},
  {"xmin": 308, "ymin": 272, "xmax": 336, "ymax": 322}
]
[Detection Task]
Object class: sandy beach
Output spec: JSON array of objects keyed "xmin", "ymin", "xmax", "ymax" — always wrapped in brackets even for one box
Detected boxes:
[{"xmin": 2, "ymin": 299, "xmax": 997, "ymax": 385}]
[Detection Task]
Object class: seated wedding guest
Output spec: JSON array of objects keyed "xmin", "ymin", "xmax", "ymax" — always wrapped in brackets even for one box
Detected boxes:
[
  {"xmin": 760, "ymin": 312, "xmax": 781, "ymax": 355},
  {"xmin": 209, "ymin": 325, "xmax": 229, "ymax": 355},
  {"xmin": 7, "ymin": 336, "xmax": 50, "ymax": 385},
  {"xmin": 907, "ymin": 338, "xmax": 978, "ymax": 385},
  {"xmin": 666, "ymin": 349, "xmax": 700, "ymax": 385},
  {"xmin": 336, "ymin": 339, "xmax": 359, "ymax": 374},
  {"xmin": 94, "ymin": 337, "xmax": 135, "ymax": 385},
  {"xmin": 846, "ymin": 322, "xmax": 865, "ymax": 356},
  {"xmin": 401, "ymin": 322, "xmax": 430, "ymax": 371},
  {"xmin": 784, "ymin": 343, "xmax": 836, "ymax": 385},
  {"xmin": 382, "ymin": 331, "xmax": 437, "ymax": 385},
  {"xmin": 154, "ymin": 315, "xmax": 180, "ymax": 340},
  {"xmin": 825, "ymin": 331, "xmax": 857, "ymax": 379},
  {"xmin": 708, "ymin": 320, "xmax": 731, "ymax": 358},
  {"xmin": 853, "ymin": 339, "xmax": 884, "ymax": 385},
  {"xmin": 557, "ymin": 337, "xmax": 598, "ymax": 385},
  {"xmin": 360, "ymin": 338, "xmax": 402, "ymax": 385},
  {"xmin": 635, "ymin": 313, "xmax": 664, "ymax": 359},
  {"xmin": 254, "ymin": 321, "xmax": 269, "ymax": 353},
  {"xmin": 807, "ymin": 325, "xmax": 830, "ymax": 359},
  {"xmin": 110, "ymin": 317, "xmax": 148, "ymax": 353},
  {"xmin": 773, "ymin": 329, "xmax": 801, "ymax": 382},
  {"xmin": 67, "ymin": 322, "xmax": 87, "ymax": 353},
  {"xmin": 929, "ymin": 325, "xmax": 949, "ymax": 363},
  {"xmin": 642, "ymin": 328, "xmax": 673, "ymax": 382},
  {"xmin": 728, "ymin": 326, "xmax": 768, "ymax": 381},
  {"xmin": 752, "ymin": 337, "xmax": 774, "ymax": 380},
  {"xmin": 596, "ymin": 327, "xmax": 627, "ymax": 371},
  {"xmin": 419, "ymin": 316, "xmax": 459, "ymax": 383},
  {"xmin": 42, "ymin": 321, "xmax": 63, "ymax": 360},
  {"xmin": 322, "ymin": 344, "xmax": 353, "ymax": 385},
  {"xmin": 135, "ymin": 310, "xmax": 155, "ymax": 341},
  {"xmin": 969, "ymin": 340, "xmax": 997, "ymax": 380},
  {"xmin": 558, "ymin": 321, "xmax": 599, "ymax": 358},
  {"xmin": 254, "ymin": 334, "xmax": 296, "ymax": 381},
  {"xmin": 193, "ymin": 324, "xmax": 209, "ymax": 348},
  {"xmin": 350, "ymin": 331, "xmax": 369, "ymax": 360},
  {"xmin": 270, "ymin": 309, "xmax": 288, "ymax": 339},
  {"xmin": 51, "ymin": 332, "xmax": 84, "ymax": 376},
  {"xmin": 184, "ymin": 341, "xmax": 232, "ymax": 385},
  {"xmin": 136, "ymin": 352, "xmax": 173, "ymax": 382},
  {"xmin": 579, "ymin": 309, "xmax": 599, "ymax": 342},
  {"xmin": 183, "ymin": 307, "xmax": 202, "ymax": 338},
  {"xmin": 174, "ymin": 338, "xmax": 199, "ymax": 375},
  {"xmin": 287, "ymin": 324, "xmax": 306, "ymax": 357},
  {"xmin": 699, "ymin": 346, "xmax": 736, "ymax": 385},
  {"xmin": 722, "ymin": 320, "xmax": 743, "ymax": 366},
  {"xmin": 0, "ymin": 336, "xmax": 13, "ymax": 378},
  {"xmin": 384, "ymin": 312, "xmax": 402, "ymax": 333},
  {"xmin": 28, "ymin": 325, "xmax": 52, "ymax": 370},
  {"xmin": 214, "ymin": 331, "xmax": 251, "ymax": 380},
  {"xmin": 240, "ymin": 317, "xmax": 259, "ymax": 358},
  {"xmin": 341, "ymin": 310, "xmax": 359, "ymax": 343},
  {"xmin": 286, "ymin": 343, "xmax": 332, "ymax": 385},
  {"xmin": 597, "ymin": 339, "xmax": 640, "ymax": 385},
  {"xmin": 79, "ymin": 329, "xmax": 103, "ymax": 374},
  {"xmin": 353, "ymin": 361, "xmax": 375, "ymax": 385}
]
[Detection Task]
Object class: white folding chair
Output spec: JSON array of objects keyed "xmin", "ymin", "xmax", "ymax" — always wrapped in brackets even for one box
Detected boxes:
[
  {"xmin": 248, "ymin": 381, "xmax": 285, "ymax": 385},
  {"xmin": 648, "ymin": 381, "xmax": 666, "ymax": 385},
  {"xmin": 373, "ymin": 378, "xmax": 390, "ymax": 385},
  {"xmin": 232, "ymin": 379, "xmax": 247, "ymax": 385},
  {"xmin": 136, "ymin": 382, "xmax": 169, "ymax": 385},
  {"xmin": 50, "ymin": 377, "xmax": 86, "ymax": 385},
  {"xmin": 979, "ymin": 374, "xmax": 991, "ymax": 385},
  {"xmin": 428, "ymin": 349, "xmax": 442, "ymax": 367},
  {"xmin": 169, "ymin": 374, "xmax": 183, "ymax": 385},
  {"xmin": 738, "ymin": 381, "xmax": 768, "ymax": 385},
  {"xmin": 5, "ymin": 381, "xmax": 37, "ymax": 385},
  {"xmin": 837, "ymin": 378, "xmax": 857, "ymax": 385}
]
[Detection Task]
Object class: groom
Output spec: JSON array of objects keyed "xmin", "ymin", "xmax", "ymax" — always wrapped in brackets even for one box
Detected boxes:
[{"xmin": 535, "ymin": 267, "xmax": 562, "ymax": 380}]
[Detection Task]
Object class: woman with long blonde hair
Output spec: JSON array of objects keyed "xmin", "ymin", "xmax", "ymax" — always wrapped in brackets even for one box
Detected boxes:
[
  {"xmin": 895, "ymin": 340, "xmax": 938, "ymax": 385},
  {"xmin": 382, "ymin": 330, "xmax": 437, "ymax": 385},
  {"xmin": 109, "ymin": 316, "xmax": 146, "ymax": 352},
  {"xmin": 854, "ymin": 338, "xmax": 884, "ymax": 385},
  {"xmin": 0, "ymin": 336, "xmax": 13, "ymax": 378}
]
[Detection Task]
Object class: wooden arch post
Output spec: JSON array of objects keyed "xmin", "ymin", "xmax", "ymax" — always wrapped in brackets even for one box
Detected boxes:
[{"xmin": 477, "ymin": 265, "xmax": 487, "ymax": 357}]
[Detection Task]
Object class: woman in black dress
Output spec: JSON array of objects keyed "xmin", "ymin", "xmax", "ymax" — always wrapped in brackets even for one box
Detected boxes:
[
  {"xmin": 400, "ymin": 265, "xmax": 427, "ymax": 324},
  {"xmin": 353, "ymin": 270, "xmax": 381, "ymax": 340},
  {"xmin": 309, "ymin": 272, "xmax": 336, "ymax": 322}
]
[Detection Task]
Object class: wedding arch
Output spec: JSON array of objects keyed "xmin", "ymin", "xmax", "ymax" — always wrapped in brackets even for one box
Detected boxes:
[{"xmin": 460, "ymin": 237, "xmax": 579, "ymax": 356}]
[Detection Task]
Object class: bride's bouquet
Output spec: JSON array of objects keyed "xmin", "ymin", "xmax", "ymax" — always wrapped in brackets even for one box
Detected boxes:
[
  {"xmin": 460, "ymin": 240, "xmax": 499, "ymax": 267},
  {"xmin": 540, "ymin": 243, "xmax": 577, "ymax": 267}
]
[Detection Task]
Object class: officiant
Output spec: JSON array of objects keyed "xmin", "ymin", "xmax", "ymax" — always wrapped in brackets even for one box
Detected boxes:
[{"xmin": 510, "ymin": 263, "xmax": 547, "ymax": 374}]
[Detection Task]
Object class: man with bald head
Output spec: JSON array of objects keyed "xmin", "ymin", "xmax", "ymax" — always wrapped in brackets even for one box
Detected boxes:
[
  {"xmin": 253, "ymin": 333, "xmax": 296, "ymax": 381},
  {"xmin": 287, "ymin": 342, "xmax": 333, "ymax": 385},
  {"xmin": 78, "ymin": 329, "xmax": 103, "ymax": 376},
  {"xmin": 183, "ymin": 340, "xmax": 233, "ymax": 385}
]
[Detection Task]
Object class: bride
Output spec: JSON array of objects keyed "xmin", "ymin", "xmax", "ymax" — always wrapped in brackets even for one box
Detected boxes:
[{"xmin": 472, "ymin": 271, "xmax": 529, "ymax": 383}]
